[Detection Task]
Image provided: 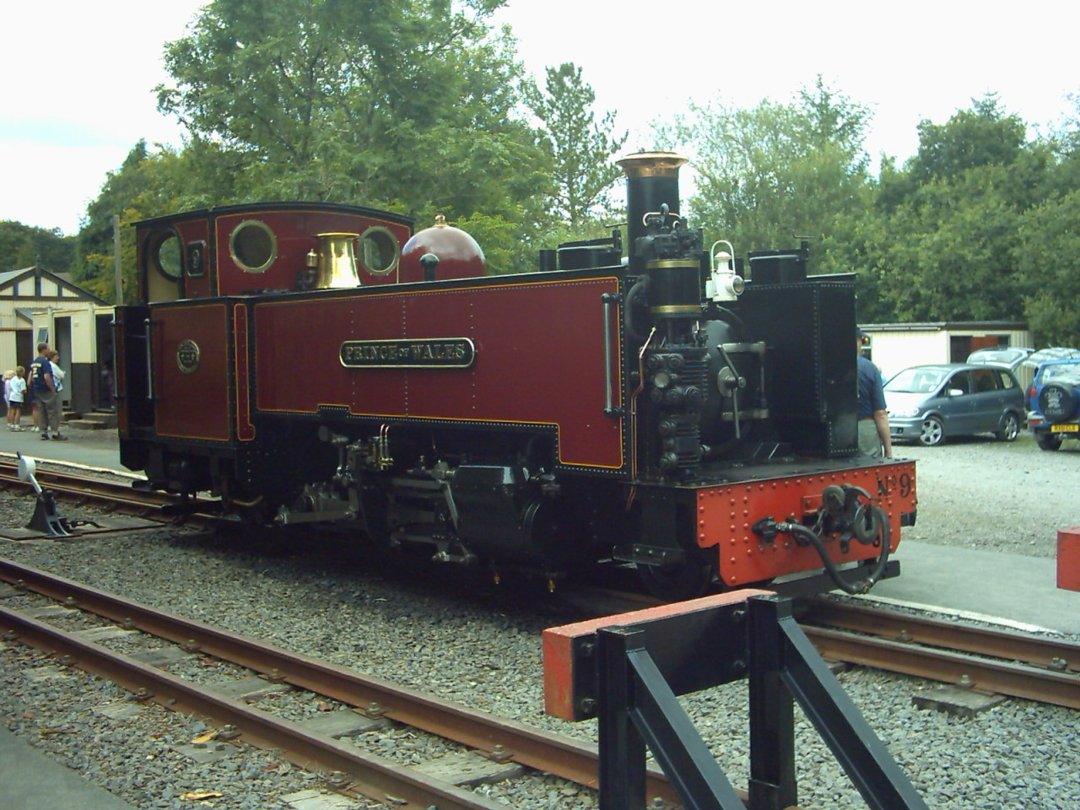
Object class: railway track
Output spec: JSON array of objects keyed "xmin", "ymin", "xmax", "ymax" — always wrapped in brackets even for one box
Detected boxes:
[
  {"xmin": 797, "ymin": 598, "xmax": 1080, "ymax": 710},
  {"xmin": 0, "ymin": 457, "xmax": 207, "ymax": 518},
  {"xmin": 3, "ymin": 460, "xmax": 1078, "ymax": 710},
  {"xmin": 0, "ymin": 557, "xmax": 680, "ymax": 809},
  {"xmin": 1, "ymin": 462, "xmax": 1077, "ymax": 807}
]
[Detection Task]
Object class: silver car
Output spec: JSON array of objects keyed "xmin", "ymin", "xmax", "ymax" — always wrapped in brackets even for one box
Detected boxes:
[{"xmin": 885, "ymin": 363, "xmax": 1025, "ymax": 446}]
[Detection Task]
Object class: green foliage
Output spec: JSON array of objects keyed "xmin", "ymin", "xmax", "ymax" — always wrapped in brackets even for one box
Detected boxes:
[
  {"xmin": 665, "ymin": 83, "xmax": 1080, "ymax": 338},
  {"xmin": 0, "ymin": 221, "xmax": 76, "ymax": 273},
  {"xmin": 525, "ymin": 62, "xmax": 628, "ymax": 230},
  {"xmin": 867, "ymin": 97, "xmax": 1058, "ymax": 326},
  {"xmin": 674, "ymin": 77, "xmax": 872, "ymax": 256},
  {"xmin": 152, "ymin": 0, "xmax": 547, "ymax": 269},
  {"xmin": 1018, "ymin": 188, "xmax": 1080, "ymax": 346},
  {"xmin": 907, "ymin": 94, "xmax": 1026, "ymax": 185},
  {"xmin": 75, "ymin": 140, "xmax": 243, "ymax": 303},
  {"xmin": 60, "ymin": 10, "xmax": 1078, "ymax": 335},
  {"xmin": 871, "ymin": 167, "xmax": 1028, "ymax": 321}
]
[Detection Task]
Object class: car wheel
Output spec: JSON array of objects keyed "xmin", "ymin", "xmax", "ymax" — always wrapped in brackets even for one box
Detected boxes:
[
  {"xmin": 919, "ymin": 416, "xmax": 945, "ymax": 446},
  {"xmin": 1035, "ymin": 432, "xmax": 1062, "ymax": 451},
  {"xmin": 996, "ymin": 412, "xmax": 1020, "ymax": 442}
]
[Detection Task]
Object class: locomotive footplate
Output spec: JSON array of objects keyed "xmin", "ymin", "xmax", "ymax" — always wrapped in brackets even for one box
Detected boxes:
[
  {"xmin": 699, "ymin": 457, "xmax": 915, "ymax": 588},
  {"xmin": 627, "ymin": 457, "xmax": 916, "ymax": 591}
]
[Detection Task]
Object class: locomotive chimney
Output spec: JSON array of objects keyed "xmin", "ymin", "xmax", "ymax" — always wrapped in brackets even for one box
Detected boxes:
[{"xmin": 616, "ymin": 151, "xmax": 688, "ymax": 266}]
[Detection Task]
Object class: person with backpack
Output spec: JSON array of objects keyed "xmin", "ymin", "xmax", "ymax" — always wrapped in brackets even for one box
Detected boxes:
[{"xmin": 29, "ymin": 342, "xmax": 67, "ymax": 441}]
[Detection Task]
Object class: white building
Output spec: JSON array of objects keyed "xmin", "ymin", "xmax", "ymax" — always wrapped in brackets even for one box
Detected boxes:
[
  {"xmin": 862, "ymin": 321, "xmax": 1032, "ymax": 386},
  {"xmin": 0, "ymin": 266, "xmax": 113, "ymax": 414}
]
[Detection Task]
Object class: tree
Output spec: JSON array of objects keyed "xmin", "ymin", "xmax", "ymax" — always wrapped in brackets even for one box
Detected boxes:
[
  {"xmin": 0, "ymin": 221, "xmax": 76, "ymax": 273},
  {"xmin": 1018, "ymin": 189, "xmax": 1080, "ymax": 346},
  {"xmin": 867, "ymin": 96, "xmax": 1052, "ymax": 324},
  {"xmin": 906, "ymin": 94, "xmax": 1026, "ymax": 185},
  {"xmin": 76, "ymin": 140, "xmax": 242, "ymax": 303},
  {"xmin": 672, "ymin": 77, "xmax": 873, "ymax": 264},
  {"xmin": 873, "ymin": 167, "xmax": 1027, "ymax": 322},
  {"xmin": 155, "ymin": 0, "xmax": 548, "ymax": 272},
  {"xmin": 525, "ymin": 62, "xmax": 627, "ymax": 231}
]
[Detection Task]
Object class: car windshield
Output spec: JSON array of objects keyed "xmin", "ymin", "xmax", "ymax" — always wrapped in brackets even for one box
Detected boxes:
[
  {"xmin": 968, "ymin": 348, "xmax": 1025, "ymax": 365},
  {"xmin": 1040, "ymin": 362, "xmax": 1080, "ymax": 385},
  {"xmin": 886, "ymin": 367, "xmax": 948, "ymax": 394}
]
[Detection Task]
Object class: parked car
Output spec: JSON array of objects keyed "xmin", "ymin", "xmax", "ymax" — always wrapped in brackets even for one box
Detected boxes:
[
  {"xmin": 966, "ymin": 346, "xmax": 1033, "ymax": 371},
  {"xmin": 967, "ymin": 347, "xmax": 1035, "ymax": 393},
  {"xmin": 1022, "ymin": 347, "xmax": 1080, "ymax": 409},
  {"xmin": 1027, "ymin": 358, "xmax": 1080, "ymax": 451},
  {"xmin": 884, "ymin": 363, "xmax": 1026, "ymax": 446}
]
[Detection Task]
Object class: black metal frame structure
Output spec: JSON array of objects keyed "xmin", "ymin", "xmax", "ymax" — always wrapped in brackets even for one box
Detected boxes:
[{"xmin": 594, "ymin": 594, "xmax": 928, "ymax": 810}]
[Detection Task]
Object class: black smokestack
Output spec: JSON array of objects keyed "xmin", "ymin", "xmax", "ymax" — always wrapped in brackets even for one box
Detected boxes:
[{"xmin": 616, "ymin": 151, "xmax": 688, "ymax": 263}]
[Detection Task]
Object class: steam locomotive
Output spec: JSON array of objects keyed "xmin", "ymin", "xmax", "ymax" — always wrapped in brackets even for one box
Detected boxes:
[{"xmin": 115, "ymin": 152, "xmax": 916, "ymax": 598}]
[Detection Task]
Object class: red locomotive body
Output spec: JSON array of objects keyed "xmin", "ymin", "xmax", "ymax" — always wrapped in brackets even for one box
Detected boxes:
[{"xmin": 117, "ymin": 155, "xmax": 915, "ymax": 598}]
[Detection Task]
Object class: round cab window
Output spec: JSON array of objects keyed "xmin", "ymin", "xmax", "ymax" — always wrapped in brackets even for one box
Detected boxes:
[
  {"xmin": 230, "ymin": 220, "xmax": 276, "ymax": 273},
  {"xmin": 153, "ymin": 232, "xmax": 182, "ymax": 281},
  {"xmin": 358, "ymin": 227, "xmax": 399, "ymax": 275}
]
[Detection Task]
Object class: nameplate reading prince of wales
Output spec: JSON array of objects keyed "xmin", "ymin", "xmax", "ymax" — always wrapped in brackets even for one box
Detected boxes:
[{"xmin": 340, "ymin": 338, "xmax": 476, "ymax": 369}]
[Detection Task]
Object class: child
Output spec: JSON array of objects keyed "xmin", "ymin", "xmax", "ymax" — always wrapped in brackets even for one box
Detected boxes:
[{"xmin": 7, "ymin": 366, "xmax": 26, "ymax": 430}]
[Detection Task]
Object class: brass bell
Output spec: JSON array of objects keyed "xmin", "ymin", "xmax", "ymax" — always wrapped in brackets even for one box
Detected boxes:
[{"xmin": 314, "ymin": 232, "xmax": 361, "ymax": 288}]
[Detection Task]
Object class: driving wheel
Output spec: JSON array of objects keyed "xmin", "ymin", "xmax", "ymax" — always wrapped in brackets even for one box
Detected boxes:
[{"xmin": 638, "ymin": 559, "xmax": 714, "ymax": 601}]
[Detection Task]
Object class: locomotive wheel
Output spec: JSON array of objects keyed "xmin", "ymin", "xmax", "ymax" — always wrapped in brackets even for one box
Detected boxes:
[
  {"xmin": 918, "ymin": 416, "xmax": 945, "ymax": 446},
  {"xmin": 996, "ymin": 412, "xmax": 1021, "ymax": 442},
  {"xmin": 638, "ymin": 560, "xmax": 714, "ymax": 601},
  {"xmin": 1036, "ymin": 432, "xmax": 1063, "ymax": 451}
]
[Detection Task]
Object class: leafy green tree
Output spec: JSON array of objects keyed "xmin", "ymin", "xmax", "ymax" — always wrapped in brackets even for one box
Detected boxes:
[
  {"xmin": 76, "ymin": 140, "xmax": 242, "ymax": 302},
  {"xmin": 672, "ymin": 77, "xmax": 872, "ymax": 264},
  {"xmin": 873, "ymin": 167, "xmax": 1027, "ymax": 321},
  {"xmin": 525, "ymin": 62, "xmax": 627, "ymax": 232},
  {"xmin": 155, "ymin": 0, "xmax": 547, "ymax": 272},
  {"xmin": 868, "ymin": 96, "xmax": 1054, "ymax": 324},
  {"xmin": 1019, "ymin": 189, "xmax": 1080, "ymax": 346},
  {"xmin": 0, "ymin": 221, "xmax": 76, "ymax": 273},
  {"xmin": 906, "ymin": 94, "xmax": 1026, "ymax": 185}
]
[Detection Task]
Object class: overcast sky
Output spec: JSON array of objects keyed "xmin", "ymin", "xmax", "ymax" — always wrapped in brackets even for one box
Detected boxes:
[{"xmin": 1, "ymin": 0, "xmax": 1077, "ymax": 236}]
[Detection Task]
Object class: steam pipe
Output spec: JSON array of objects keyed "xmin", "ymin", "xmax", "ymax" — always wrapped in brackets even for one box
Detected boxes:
[{"xmin": 777, "ymin": 508, "xmax": 892, "ymax": 595}]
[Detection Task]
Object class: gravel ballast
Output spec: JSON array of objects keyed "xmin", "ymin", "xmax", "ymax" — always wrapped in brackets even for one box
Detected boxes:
[{"xmin": 1, "ymin": 432, "xmax": 1078, "ymax": 809}]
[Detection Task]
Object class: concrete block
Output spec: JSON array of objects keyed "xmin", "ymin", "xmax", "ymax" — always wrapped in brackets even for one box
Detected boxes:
[{"xmin": 911, "ymin": 686, "xmax": 1006, "ymax": 717}]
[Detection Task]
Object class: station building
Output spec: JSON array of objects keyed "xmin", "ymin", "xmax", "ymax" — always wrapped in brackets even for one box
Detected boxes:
[{"xmin": 0, "ymin": 266, "xmax": 114, "ymax": 416}]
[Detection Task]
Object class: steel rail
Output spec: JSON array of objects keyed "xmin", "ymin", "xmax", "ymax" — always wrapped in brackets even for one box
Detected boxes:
[
  {"xmin": 0, "ymin": 558, "xmax": 680, "ymax": 805},
  {"xmin": 0, "ymin": 605, "xmax": 505, "ymax": 810},
  {"xmin": 0, "ymin": 460, "xmax": 176, "ymax": 511},
  {"xmin": 0, "ymin": 461, "xmax": 226, "ymax": 530},
  {"xmin": 800, "ymin": 598, "xmax": 1079, "ymax": 674},
  {"xmin": 801, "ymin": 625, "xmax": 1080, "ymax": 710}
]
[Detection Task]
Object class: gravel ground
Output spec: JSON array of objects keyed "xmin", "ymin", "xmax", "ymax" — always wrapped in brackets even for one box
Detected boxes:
[
  {"xmin": 894, "ymin": 431, "xmax": 1080, "ymax": 557},
  {"xmin": 1, "ymin": 433, "xmax": 1079, "ymax": 809}
]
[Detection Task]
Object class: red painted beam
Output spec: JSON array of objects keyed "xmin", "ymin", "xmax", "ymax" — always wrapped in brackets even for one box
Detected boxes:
[{"xmin": 543, "ymin": 589, "xmax": 772, "ymax": 721}]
